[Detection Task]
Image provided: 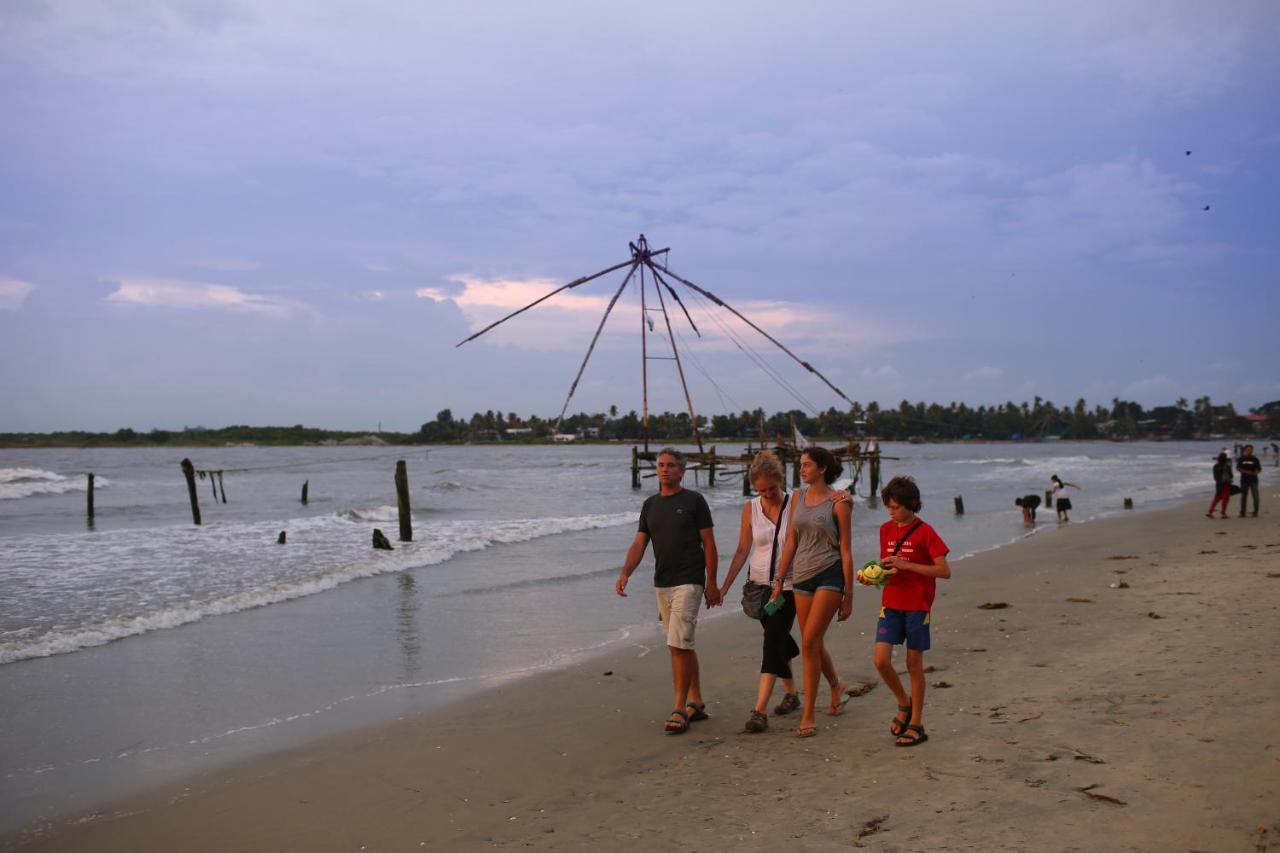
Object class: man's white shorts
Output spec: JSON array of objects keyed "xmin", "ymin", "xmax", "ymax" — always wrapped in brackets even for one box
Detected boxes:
[{"xmin": 655, "ymin": 584, "xmax": 703, "ymax": 650}]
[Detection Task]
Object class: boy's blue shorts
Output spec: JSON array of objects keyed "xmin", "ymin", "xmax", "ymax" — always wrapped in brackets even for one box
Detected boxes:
[{"xmin": 876, "ymin": 607, "xmax": 931, "ymax": 651}]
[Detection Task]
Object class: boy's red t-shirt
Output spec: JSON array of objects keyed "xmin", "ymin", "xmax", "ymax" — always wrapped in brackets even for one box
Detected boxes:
[{"xmin": 879, "ymin": 518, "xmax": 949, "ymax": 612}]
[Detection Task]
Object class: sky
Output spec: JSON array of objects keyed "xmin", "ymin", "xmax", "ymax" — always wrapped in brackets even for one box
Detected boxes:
[{"xmin": 2, "ymin": 0, "xmax": 1278, "ymax": 432}]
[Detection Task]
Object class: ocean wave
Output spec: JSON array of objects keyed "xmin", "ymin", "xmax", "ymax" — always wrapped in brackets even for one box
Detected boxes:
[
  {"xmin": 949, "ymin": 457, "xmax": 1032, "ymax": 467},
  {"xmin": 0, "ymin": 509, "xmax": 639, "ymax": 666},
  {"xmin": 0, "ymin": 468, "xmax": 109, "ymax": 501},
  {"xmin": 339, "ymin": 505, "xmax": 401, "ymax": 522}
]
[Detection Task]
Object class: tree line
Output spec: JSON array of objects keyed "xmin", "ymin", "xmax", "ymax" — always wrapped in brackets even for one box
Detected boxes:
[{"xmin": 2, "ymin": 397, "xmax": 1273, "ymax": 448}]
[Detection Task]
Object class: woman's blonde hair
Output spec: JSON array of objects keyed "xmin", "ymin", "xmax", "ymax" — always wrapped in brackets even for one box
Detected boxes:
[{"xmin": 748, "ymin": 449, "xmax": 784, "ymax": 485}]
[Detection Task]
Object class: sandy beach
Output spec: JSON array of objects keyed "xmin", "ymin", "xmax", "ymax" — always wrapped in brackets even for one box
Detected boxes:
[{"xmin": 8, "ymin": 489, "xmax": 1279, "ymax": 852}]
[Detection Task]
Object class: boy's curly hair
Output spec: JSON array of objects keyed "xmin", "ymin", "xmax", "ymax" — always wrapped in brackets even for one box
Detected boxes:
[{"xmin": 880, "ymin": 475, "xmax": 922, "ymax": 512}]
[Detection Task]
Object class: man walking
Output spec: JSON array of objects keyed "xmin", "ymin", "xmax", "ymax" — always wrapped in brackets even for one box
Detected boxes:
[
  {"xmin": 616, "ymin": 447, "xmax": 721, "ymax": 734},
  {"xmin": 1237, "ymin": 444, "xmax": 1262, "ymax": 517}
]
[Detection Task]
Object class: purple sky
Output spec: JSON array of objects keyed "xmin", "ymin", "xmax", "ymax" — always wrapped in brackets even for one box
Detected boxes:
[{"xmin": 2, "ymin": 1, "xmax": 1278, "ymax": 431}]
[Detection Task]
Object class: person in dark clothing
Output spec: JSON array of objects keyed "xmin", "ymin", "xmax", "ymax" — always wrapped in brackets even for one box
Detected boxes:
[
  {"xmin": 616, "ymin": 447, "xmax": 721, "ymax": 734},
  {"xmin": 1207, "ymin": 452, "xmax": 1233, "ymax": 518},
  {"xmin": 1237, "ymin": 445, "xmax": 1262, "ymax": 517},
  {"xmin": 1015, "ymin": 494, "xmax": 1041, "ymax": 523}
]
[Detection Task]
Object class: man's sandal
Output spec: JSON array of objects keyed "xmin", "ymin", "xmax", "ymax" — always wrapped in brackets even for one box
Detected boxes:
[
  {"xmin": 664, "ymin": 709, "xmax": 690, "ymax": 734},
  {"xmin": 744, "ymin": 710, "xmax": 768, "ymax": 733},
  {"xmin": 895, "ymin": 723, "xmax": 928, "ymax": 747},
  {"xmin": 684, "ymin": 702, "xmax": 709, "ymax": 722},
  {"xmin": 890, "ymin": 702, "xmax": 912, "ymax": 737},
  {"xmin": 774, "ymin": 692, "xmax": 800, "ymax": 716}
]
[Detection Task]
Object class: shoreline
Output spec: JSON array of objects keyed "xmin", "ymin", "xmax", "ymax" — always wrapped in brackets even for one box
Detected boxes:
[{"xmin": 8, "ymin": 488, "xmax": 1278, "ymax": 852}]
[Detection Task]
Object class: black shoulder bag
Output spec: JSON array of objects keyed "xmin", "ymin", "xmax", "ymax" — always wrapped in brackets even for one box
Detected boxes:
[
  {"xmin": 893, "ymin": 520, "xmax": 924, "ymax": 559},
  {"xmin": 742, "ymin": 494, "xmax": 788, "ymax": 620}
]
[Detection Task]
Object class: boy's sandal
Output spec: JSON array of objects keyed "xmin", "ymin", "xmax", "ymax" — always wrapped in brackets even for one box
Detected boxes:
[
  {"xmin": 774, "ymin": 692, "xmax": 800, "ymax": 716},
  {"xmin": 744, "ymin": 710, "xmax": 768, "ymax": 733},
  {"xmin": 890, "ymin": 703, "xmax": 912, "ymax": 737},
  {"xmin": 795, "ymin": 725, "xmax": 818, "ymax": 739},
  {"xmin": 664, "ymin": 709, "xmax": 690, "ymax": 734},
  {"xmin": 684, "ymin": 702, "xmax": 709, "ymax": 722},
  {"xmin": 895, "ymin": 724, "xmax": 928, "ymax": 747}
]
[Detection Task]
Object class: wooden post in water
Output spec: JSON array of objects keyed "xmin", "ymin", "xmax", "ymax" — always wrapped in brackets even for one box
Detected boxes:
[
  {"xmin": 301, "ymin": 480, "xmax": 309, "ymax": 504},
  {"xmin": 954, "ymin": 495, "xmax": 965, "ymax": 515},
  {"xmin": 181, "ymin": 458, "xmax": 202, "ymax": 525},
  {"xmin": 1045, "ymin": 489, "xmax": 1054, "ymax": 509},
  {"xmin": 869, "ymin": 449, "xmax": 881, "ymax": 495},
  {"xmin": 394, "ymin": 460, "xmax": 413, "ymax": 542},
  {"xmin": 792, "ymin": 456, "xmax": 801, "ymax": 489},
  {"xmin": 217, "ymin": 471, "xmax": 227, "ymax": 504},
  {"xmin": 631, "ymin": 446, "xmax": 641, "ymax": 489},
  {"xmin": 708, "ymin": 446, "xmax": 717, "ymax": 487},
  {"xmin": 1123, "ymin": 497, "xmax": 1133, "ymax": 510},
  {"xmin": 742, "ymin": 470, "xmax": 751, "ymax": 496},
  {"xmin": 86, "ymin": 473, "xmax": 95, "ymax": 526}
]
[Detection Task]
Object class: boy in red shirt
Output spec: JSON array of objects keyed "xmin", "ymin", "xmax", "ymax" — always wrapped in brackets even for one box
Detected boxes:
[{"xmin": 859, "ymin": 476, "xmax": 951, "ymax": 747}]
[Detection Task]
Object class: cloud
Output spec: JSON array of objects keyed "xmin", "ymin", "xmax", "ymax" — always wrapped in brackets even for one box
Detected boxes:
[
  {"xmin": 861, "ymin": 366, "xmax": 901, "ymax": 382},
  {"xmin": 419, "ymin": 273, "xmax": 890, "ymax": 355},
  {"xmin": 963, "ymin": 366, "xmax": 1003, "ymax": 382},
  {"xmin": 0, "ymin": 279, "xmax": 37, "ymax": 312},
  {"xmin": 102, "ymin": 277, "xmax": 292, "ymax": 318}
]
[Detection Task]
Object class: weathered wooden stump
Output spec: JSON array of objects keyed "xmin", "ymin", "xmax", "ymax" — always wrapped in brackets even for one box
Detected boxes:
[
  {"xmin": 86, "ymin": 473, "xmax": 95, "ymax": 526},
  {"xmin": 394, "ymin": 460, "xmax": 412, "ymax": 542},
  {"xmin": 277, "ymin": 531, "xmax": 287, "ymax": 544},
  {"xmin": 301, "ymin": 480, "xmax": 309, "ymax": 504},
  {"xmin": 372, "ymin": 528, "xmax": 394, "ymax": 550},
  {"xmin": 954, "ymin": 495, "xmax": 965, "ymax": 515},
  {"xmin": 631, "ymin": 446, "xmax": 641, "ymax": 490},
  {"xmin": 1123, "ymin": 497, "xmax": 1133, "ymax": 510},
  {"xmin": 181, "ymin": 458, "xmax": 202, "ymax": 525}
]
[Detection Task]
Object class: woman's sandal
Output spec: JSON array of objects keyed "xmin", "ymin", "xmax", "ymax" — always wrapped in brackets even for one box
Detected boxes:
[
  {"xmin": 664, "ymin": 709, "xmax": 690, "ymax": 734},
  {"xmin": 828, "ymin": 683, "xmax": 853, "ymax": 716},
  {"xmin": 895, "ymin": 723, "xmax": 928, "ymax": 747},
  {"xmin": 890, "ymin": 702, "xmax": 912, "ymax": 737},
  {"xmin": 795, "ymin": 724, "xmax": 818, "ymax": 738},
  {"xmin": 774, "ymin": 692, "xmax": 800, "ymax": 716},
  {"xmin": 684, "ymin": 702, "xmax": 709, "ymax": 722},
  {"xmin": 744, "ymin": 710, "xmax": 768, "ymax": 733}
]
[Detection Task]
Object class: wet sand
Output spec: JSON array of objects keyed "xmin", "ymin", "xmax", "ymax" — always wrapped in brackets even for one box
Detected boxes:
[{"xmin": 8, "ymin": 493, "xmax": 1279, "ymax": 852}]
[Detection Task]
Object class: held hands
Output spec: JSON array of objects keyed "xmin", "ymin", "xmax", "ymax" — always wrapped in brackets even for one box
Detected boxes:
[{"xmin": 704, "ymin": 584, "xmax": 723, "ymax": 609}]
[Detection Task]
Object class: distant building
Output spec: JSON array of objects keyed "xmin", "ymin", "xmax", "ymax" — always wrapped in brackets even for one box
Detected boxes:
[
  {"xmin": 505, "ymin": 428, "xmax": 534, "ymax": 436},
  {"xmin": 552, "ymin": 433, "xmax": 577, "ymax": 443}
]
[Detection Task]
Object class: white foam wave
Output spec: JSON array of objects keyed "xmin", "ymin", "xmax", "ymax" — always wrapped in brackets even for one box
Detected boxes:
[
  {"xmin": 0, "ymin": 468, "xmax": 108, "ymax": 500},
  {"xmin": 339, "ymin": 505, "xmax": 400, "ymax": 522},
  {"xmin": 0, "ymin": 509, "xmax": 638, "ymax": 666}
]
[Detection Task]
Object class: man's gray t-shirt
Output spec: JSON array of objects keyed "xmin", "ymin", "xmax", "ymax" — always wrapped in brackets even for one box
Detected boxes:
[{"xmin": 638, "ymin": 489, "xmax": 713, "ymax": 588}]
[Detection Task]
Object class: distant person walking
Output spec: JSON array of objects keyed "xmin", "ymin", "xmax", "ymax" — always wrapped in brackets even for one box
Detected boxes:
[
  {"xmin": 1050, "ymin": 474, "xmax": 1080, "ymax": 522},
  {"xmin": 1207, "ymin": 452, "xmax": 1233, "ymax": 519},
  {"xmin": 1237, "ymin": 444, "xmax": 1262, "ymax": 517},
  {"xmin": 1271, "ymin": 442, "xmax": 1279, "ymax": 467},
  {"xmin": 615, "ymin": 447, "xmax": 721, "ymax": 734},
  {"xmin": 768, "ymin": 446, "xmax": 855, "ymax": 738}
]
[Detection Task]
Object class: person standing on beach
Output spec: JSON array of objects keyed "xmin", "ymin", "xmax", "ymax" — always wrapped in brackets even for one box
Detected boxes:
[
  {"xmin": 861, "ymin": 476, "xmax": 951, "ymax": 747},
  {"xmin": 1207, "ymin": 452, "xmax": 1233, "ymax": 519},
  {"xmin": 1050, "ymin": 474, "xmax": 1079, "ymax": 522},
  {"xmin": 615, "ymin": 447, "xmax": 721, "ymax": 734},
  {"xmin": 768, "ymin": 446, "xmax": 855, "ymax": 739},
  {"xmin": 1237, "ymin": 444, "xmax": 1262, "ymax": 517},
  {"xmin": 721, "ymin": 450, "xmax": 852, "ymax": 733}
]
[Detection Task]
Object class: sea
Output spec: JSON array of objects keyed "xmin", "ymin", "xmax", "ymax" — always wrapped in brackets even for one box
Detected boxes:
[{"xmin": 0, "ymin": 440, "xmax": 1222, "ymax": 835}]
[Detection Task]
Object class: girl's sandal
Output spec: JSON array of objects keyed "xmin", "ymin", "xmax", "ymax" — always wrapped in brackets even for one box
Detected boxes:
[
  {"xmin": 684, "ymin": 702, "xmax": 709, "ymax": 722},
  {"xmin": 890, "ymin": 702, "xmax": 912, "ymax": 737},
  {"xmin": 895, "ymin": 723, "xmax": 928, "ymax": 747},
  {"xmin": 795, "ymin": 725, "xmax": 818, "ymax": 738},
  {"xmin": 664, "ymin": 709, "xmax": 690, "ymax": 734}
]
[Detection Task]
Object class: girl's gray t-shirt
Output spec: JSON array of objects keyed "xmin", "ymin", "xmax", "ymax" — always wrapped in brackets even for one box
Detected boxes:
[{"xmin": 790, "ymin": 487, "xmax": 840, "ymax": 583}]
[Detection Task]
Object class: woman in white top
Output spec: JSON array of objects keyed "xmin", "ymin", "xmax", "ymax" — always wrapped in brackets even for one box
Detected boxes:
[{"xmin": 723, "ymin": 450, "xmax": 849, "ymax": 733}]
